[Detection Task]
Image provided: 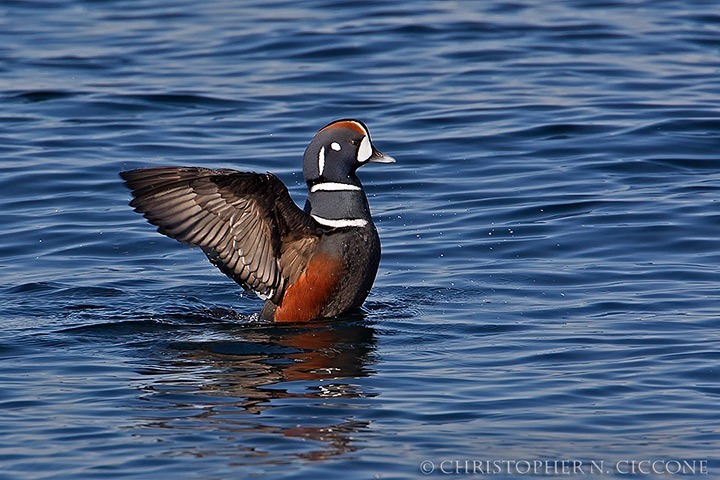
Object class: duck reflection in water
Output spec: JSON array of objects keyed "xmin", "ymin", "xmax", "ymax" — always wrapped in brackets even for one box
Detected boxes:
[{"xmin": 134, "ymin": 312, "xmax": 378, "ymax": 462}]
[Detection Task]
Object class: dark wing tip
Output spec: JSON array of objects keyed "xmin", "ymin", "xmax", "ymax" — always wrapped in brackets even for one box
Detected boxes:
[
  {"xmin": 120, "ymin": 166, "xmax": 187, "ymax": 190},
  {"xmin": 119, "ymin": 168, "xmax": 139, "ymax": 189}
]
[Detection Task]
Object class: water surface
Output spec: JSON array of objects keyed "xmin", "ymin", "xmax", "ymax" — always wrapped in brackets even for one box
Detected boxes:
[{"xmin": 1, "ymin": 1, "xmax": 719, "ymax": 478}]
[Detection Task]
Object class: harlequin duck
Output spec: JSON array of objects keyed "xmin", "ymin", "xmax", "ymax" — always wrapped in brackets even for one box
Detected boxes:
[{"xmin": 120, "ymin": 119, "xmax": 395, "ymax": 322}]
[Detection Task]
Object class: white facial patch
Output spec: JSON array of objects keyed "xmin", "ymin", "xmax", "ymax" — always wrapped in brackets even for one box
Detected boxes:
[
  {"xmin": 330, "ymin": 142, "xmax": 341, "ymax": 151},
  {"xmin": 357, "ymin": 135, "xmax": 372, "ymax": 163},
  {"xmin": 318, "ymin": 146, "xmax": 325, "ymax": 175}
]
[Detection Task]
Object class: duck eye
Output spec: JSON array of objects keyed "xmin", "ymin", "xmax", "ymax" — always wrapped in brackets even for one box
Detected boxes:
[{"xmin": 349, "ymin": 138, "xmax": 359, "ymax": 146}]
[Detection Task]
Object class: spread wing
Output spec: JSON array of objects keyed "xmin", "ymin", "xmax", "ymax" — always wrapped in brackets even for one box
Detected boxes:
[{"xmin": 120, "ymin": 166, "xmax": 321, "ymax": 303}]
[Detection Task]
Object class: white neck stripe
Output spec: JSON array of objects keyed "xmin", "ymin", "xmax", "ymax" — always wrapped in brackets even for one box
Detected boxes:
[
  {"xmin": 311, "ymin": 214, "xmax": 368, "ymax": 228},
  {"xmin": 310, "ymin": 182, "xmax": 362, "ymax": 193},
  {"xmin": 318, "ymin": 146, "xmax": 325, "ymax": 176}
]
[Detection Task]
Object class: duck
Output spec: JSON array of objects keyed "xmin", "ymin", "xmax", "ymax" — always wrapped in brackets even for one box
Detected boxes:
[{"xmin": 120, "ymin": 119, "xmax": 394, "ymax": 322}]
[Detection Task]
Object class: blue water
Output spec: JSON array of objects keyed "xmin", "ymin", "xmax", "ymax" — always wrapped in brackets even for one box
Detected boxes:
[{"xmin": 1, "ymin": 1, "xmax": 719, "ymax": 478}]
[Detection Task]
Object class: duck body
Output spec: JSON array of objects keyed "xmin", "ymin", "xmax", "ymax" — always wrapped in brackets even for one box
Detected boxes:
[{"xmin": 121, "ymin": 119, "xmax": 394, "ymax": 322}]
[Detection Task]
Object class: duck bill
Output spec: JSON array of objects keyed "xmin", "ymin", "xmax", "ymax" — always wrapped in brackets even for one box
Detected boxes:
[{"xmin": 368, "ymin": 149, "xmax": 396, "ymax": 164}]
